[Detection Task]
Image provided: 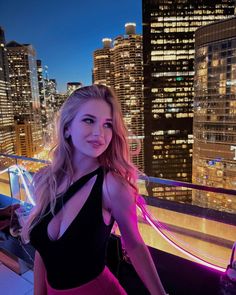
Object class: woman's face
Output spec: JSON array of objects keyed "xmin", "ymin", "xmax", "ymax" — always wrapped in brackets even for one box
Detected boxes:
[{"xmin": 67, "ymin": 99, "xmax": 113, "ymax": 159}]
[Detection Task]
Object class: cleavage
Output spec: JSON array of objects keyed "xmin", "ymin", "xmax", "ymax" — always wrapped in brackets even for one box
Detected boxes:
[{"xmin": 47, "ymin": 175, "xmax": 97, "ymax": 241}]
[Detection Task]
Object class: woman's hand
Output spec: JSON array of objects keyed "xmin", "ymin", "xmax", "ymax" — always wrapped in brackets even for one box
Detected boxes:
[
  {"xmin": 0, "ymin": 204, "xmax": 20, "ymax": 217},
  {"xmin": 0, "ymin": 204, "xmax": 20, "ymax": 230}
]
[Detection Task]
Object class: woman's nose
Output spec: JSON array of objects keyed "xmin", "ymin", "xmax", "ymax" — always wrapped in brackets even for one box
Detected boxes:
[{"xmin": 92, "ymin": 124, "xmax": 104, "ymax": 136}]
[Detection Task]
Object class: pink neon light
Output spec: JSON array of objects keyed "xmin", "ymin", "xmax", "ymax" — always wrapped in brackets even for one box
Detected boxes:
[
  {"xmin": 137, "ymin": 205, "xmax": 226, "ymax": 273},
  {"xmin": 0, "ymin": 165, "xmax": 227, "ymax": 273},
  {"xmin": 143, "ymin": 208, "xmax": 226, "ymax": 264}
]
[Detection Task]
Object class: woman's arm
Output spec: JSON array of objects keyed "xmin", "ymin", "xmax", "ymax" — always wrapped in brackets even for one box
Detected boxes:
[
  {"xmin": 34, "ymin": 251, "xmax": 47, "ymax": 295},
  {"xmin": 104, "ymin": 173, "xmax": 167, "ymax": 295},
  {"xmin": 122, "ymin": 238, "xmax": 166, "ymax": 295}
]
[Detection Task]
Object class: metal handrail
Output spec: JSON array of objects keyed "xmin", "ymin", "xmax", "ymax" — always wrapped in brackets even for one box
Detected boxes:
[
  {"xmin": 139, "ymin": 175, "xmax": 236, "ymax": 196},
  {"xmin": 1, "ymin": 153, "xmax": 236, "ymax": 196},
  {"xmin": 0, "ymin": 153, "xmax": 234, "ymax": 272},
  {"xmin": 0, "ymin": 153, "xmax": 49, "ymax": 164}
]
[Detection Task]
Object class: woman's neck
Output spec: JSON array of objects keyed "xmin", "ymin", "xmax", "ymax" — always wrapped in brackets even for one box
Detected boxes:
[{"xmin": 71, "ymin": 154, "xmax": 99, "ymax": 179}]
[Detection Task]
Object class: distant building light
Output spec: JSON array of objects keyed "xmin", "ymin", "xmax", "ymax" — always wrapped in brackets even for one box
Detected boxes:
[
  {"xmin": 176, "ymin": 76, "xmax": 184, "ymax": 81},
  {"xmin": 102, "ymin": 38, "xmax": 112, "ymax": 42},
  {"xmin": 214, "ymin": 157, "xmax": 222, "ymax": 162},
  {"xmin": 230, "ymin": 145, "xmax": 236, "ymax": 160},
  {"xmin": 125, "ymin": 23, "xmax": 136, "ymax": 27}
]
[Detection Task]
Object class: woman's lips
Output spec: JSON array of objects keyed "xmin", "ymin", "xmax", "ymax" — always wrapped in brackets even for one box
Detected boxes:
[{"xmin": 87, "ymin": 140, "xmax": 103, "ymax": 148}]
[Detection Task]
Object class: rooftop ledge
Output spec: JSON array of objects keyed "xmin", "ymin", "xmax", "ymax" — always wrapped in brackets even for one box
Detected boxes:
[{"xmin": 0, "ymin": 153, "xmax": 235, "ymax": 294}]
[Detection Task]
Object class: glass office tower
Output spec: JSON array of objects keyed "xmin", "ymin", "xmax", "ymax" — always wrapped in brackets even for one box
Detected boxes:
[
  {"xmin": 0, "ymin": 27, "xmax": 15, "ymax": 155},
  {"xmin": 6, "ymin": 41, "xmax": 42, "ymax": 157},
  {"xmin": 193, "ymin": 17, "xmax": 236, "ymax": 213},
  {"xmin": 142, "ymin": 0, "xmax": 235, "ymax": 201}
]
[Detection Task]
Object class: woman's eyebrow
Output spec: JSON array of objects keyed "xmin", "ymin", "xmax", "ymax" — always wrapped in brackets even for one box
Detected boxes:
[
  {"xmin": 82, "ymin": 114, "xmax": 96, "ymax": 118},
  {"xmin": 82, "ymin": 114, "xmax": 112, "ymax": 121}
]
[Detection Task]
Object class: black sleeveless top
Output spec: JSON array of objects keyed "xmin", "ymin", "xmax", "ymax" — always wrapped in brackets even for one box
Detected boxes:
[{"xmin": 30, "ymin": 167, "xmax": 114, "ymax": 290}]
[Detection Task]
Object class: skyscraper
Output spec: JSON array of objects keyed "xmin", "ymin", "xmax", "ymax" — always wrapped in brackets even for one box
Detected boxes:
[
  {"xmin": 36, "ymin": 61, "xmax": 59, "ymax": 145},
  {"xmin": 93, "ymin": 38, "xmax": 114, "ymax": 87},
  {"xmin": 43, "ymin": 78, "xmax": 58, "ymax": 143},
  {"xmin": 67, "ymin": 82, "xmax": 82, "ymax": 95},
  {"xmin": 6, "ymin": 41, "xmax": 42, "ymax": 157},
  {"xmin": 0, "ymin": 27, "xmax": 15, "ymax": 156},
  {"xmin": 193, "ymin": 17, "xmax": 236, "ymax": 213},
  {"xmin": 37, "ymin": 59, "xmax": 47, "ymax": 138},
  {"xmin": 54, "ymin": 93, "xmax": 67, "ymax": 111},
  {"xmin": 93, "ymin": 23, "xmax": 144, "ymax": 170},
  {"xmin": 142, "ymin": 0, "xmax": 235, "ymax": 201}
]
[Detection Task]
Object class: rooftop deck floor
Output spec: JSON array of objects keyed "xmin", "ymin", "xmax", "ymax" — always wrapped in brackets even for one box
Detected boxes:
[{"xmin": 0, "ymin": 261, "xmax": 33, "ymax": 295}]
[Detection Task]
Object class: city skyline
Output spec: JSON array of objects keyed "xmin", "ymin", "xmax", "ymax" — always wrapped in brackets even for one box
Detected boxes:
[
  {"xmin": 0, "ymin": 2, "xmax": 236, "ymax": 287},
  {"xmin": 142, "ymin": 0, "xmax": 235, "ymax": 202},
  {"xmin": 1, "ymin": 0, "xmax": 236, "ymax": 199},
  {"xmin": 0, "ymin": 0, "xmax": 142, "ymax": 93}
]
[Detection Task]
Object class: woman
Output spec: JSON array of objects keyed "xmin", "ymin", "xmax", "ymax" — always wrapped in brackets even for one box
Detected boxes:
[{"xmin": 22, "ymin": 84, "xmax": 167, "ymax": 295}]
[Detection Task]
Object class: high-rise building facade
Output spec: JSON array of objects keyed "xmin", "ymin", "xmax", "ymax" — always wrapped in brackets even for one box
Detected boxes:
[
  {"xmin": 54, "ymin": 93, "xmax": 67, "ymax": 112},
  {"xmin": 36, "ymin": 61, "xmax": 59, "ymax": 146},
  {"xmin": 93, "ymin": 23, "xmax": 144, "ymax": 170},
  {"xmin": 93, "ymin": 38, "xmax": 114, "ymax": 87},
  {"xmin": 43, "ymin": 78, "xmax": 58, "ymax": 143},
  {"xmin": 113, "ymin": 23, "xmax": 144, "ymax": 170},
  {"xmin": 193, "ymin": 17, "xmax": 236, "ymax": 213},
  {"xmin": 0, "ymin": 27, "xmax": 15, "ymax": 155},
  {"xmin": 67, "ymin": 82, "xmax": 82, "ymax": 95},
  {"xmin": 6, "ymin": 41, "xmax": 42, "ymax": 157},
  {"xmin": 142, "ymin": 0, "xmax": 235, "ymax": 201},
  {"xmin": 37, "ymin": 60, "xmax": 47, "ymax": 137}
]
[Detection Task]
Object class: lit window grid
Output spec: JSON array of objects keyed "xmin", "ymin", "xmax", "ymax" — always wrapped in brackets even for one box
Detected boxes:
[
  {"xmin": 0, "ymin": 36, "xmax": 15, "ymax": 154},
  {"xmin": 6, "ymin": 44, "xmax": 43, "ymax": 157},
  {"xmin": 193, "ymin": 24, "xmax": 236, "ymax": 212},
  {"xmin": 143, "ymin": 0, "xmax": 235, "ymax": 201}
]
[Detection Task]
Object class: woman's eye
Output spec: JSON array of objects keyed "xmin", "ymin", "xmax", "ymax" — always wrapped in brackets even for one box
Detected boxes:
[
  {"xmin": 104, "ymin": 122, "xmax": 113, "ymax": 129},
  {"xmin": 83, "ymin": 118, "xmax": 94, "ymax": 124}
]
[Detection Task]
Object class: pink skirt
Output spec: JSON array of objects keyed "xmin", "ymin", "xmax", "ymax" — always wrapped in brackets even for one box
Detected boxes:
[{"xmin": 46, "ymin": 266, "xmax": 127, "ymax": 295}]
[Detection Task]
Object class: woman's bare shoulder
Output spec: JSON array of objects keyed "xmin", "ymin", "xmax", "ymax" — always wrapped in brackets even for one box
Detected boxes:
[{"xmin": 103, "ymin": 171, "xmax": 136, "ymax": 208}]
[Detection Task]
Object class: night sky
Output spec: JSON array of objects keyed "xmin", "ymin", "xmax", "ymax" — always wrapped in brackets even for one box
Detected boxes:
[{"xmin": 0, "ymin": 0, "xmax": 142, "ymax": 92}]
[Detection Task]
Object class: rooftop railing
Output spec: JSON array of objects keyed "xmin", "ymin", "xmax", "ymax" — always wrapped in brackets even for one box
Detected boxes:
[{"xmin": 0, "ymin": 153, "xmax": 235, "ymax": 273}]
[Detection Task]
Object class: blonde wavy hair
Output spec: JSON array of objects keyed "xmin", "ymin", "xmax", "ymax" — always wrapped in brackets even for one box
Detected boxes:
[{"xmin": 22, "ymin": 84, "xmax": 139, "ymax": 242}]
